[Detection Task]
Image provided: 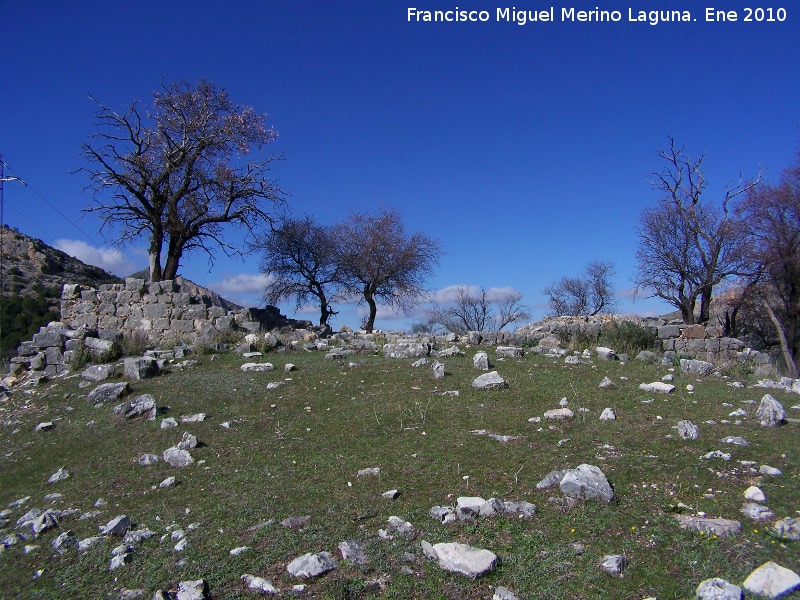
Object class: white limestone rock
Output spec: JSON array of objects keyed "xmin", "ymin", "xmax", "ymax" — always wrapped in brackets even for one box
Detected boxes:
[
  {"xmin": 286, "ymin": 551, "xmax": 337, "ymax": 578},
  {"xmin": 743, "ymin": 562, "xmax": 800, "ymax": 598},
  {"xmin": 421, "ymin": 540, "xmax": 497, "ymax": 579}
]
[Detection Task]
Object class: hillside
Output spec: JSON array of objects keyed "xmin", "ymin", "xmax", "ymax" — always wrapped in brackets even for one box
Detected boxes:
[{"xmin": 0, "ymin": 225, "xmax": 121, "ymax": 296}]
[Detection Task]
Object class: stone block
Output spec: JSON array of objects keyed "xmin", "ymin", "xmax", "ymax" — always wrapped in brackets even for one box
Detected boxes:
[
  {"xmin": 143, "ymin": 303, "xmax": 169, "ymax": 319},
  {"xmin": 32, "ymin": 331, "xmax": 64, "ymax": 348},
  {"xmin": 215, "ymin": 315, "xmax": 235, "ymax": 330},
  {"xmin": 115, "ymin": 305, "xmax": 131, "ymax": 318},
  {"xmin": 99, "ymin": 315, "xmax": 122, "ymax": 330},
  {"xmin": 45, "ymin": 347, "xmax": 63, "ymax": 365},
  {"xmin": 80, "ymin": 289, "xmax": 97, "ymax": 302},
  {"xmin": 171, "ymin": 319, "xmax": 194, "ymax": 333},
  {"xmin": 172, "ymin": 293, "xmax": 191, "ymax": 306},
  {"xmin": 153, "ymin": 318, "xmax": 171, "ymax": 331},
  {"xmin": 681, "ymin": 324, "xmax": 706, "ymax": 339},
  {"xmin": 208, "ymin": 306, "xmax": 226, "ymax": 319},
  {"xmin": 658, "ymin": 325, "xmax": 682, "ymax": 339},
  {"xmin": 125, "ymin": 278, "xmax": 145, "ymax": 292},
  {"xmin": 98, "ymin": 291, "xmax": 117, "ymax": 303},
  {"xmin": 61, "ymin": 284, "xmax": 80, "ymax": 299},
  {"xmin": 182, "ymin": 304, "xmax": 207, "ymax": 319},
  {"xmin": 157, "ymin": 293, "xmax": 173, "ymax": 304},
  {"xmin": 98, "ymin": 303, "xmax": 116, "ymax": 315}
]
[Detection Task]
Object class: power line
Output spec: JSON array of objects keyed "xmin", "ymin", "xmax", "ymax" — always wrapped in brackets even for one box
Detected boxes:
[{"xmin": 0, "ymin": 158, "xmax": 101, "ymax": 246}]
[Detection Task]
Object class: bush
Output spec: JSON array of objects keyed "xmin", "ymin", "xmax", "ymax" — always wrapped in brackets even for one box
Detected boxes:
[
  {"xmin": 121, "ymin": 331, "xmax": 150, "ymax": 357},
  {"xmin": 600, "ymin": 320, "xmax": 658, "ymax": 355}
]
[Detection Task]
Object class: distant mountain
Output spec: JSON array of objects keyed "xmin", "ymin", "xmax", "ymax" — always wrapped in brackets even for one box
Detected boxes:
[{"xmin": 0, "ymin": 225, "xmax": 121, "ymax": 296}]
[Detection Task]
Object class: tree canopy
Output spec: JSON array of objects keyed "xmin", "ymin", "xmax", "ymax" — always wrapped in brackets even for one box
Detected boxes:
[{"xmin": 81, "ymin": 80, "xmax": 284, "ymax": 281}]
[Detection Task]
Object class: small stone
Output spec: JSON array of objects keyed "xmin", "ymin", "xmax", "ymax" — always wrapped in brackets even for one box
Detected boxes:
[
  {"xmin": 421, "ymin": 540, "xmax": 497, "ymax": 579},
  {"xmin": 35, "ymin": 422, "xmax": 54, "ymax": 432},
  {"xmin": 599, "ymin": 554, "xmax": 626, "ymax": 576},
  {"xmin": 161, "ymin": 418, "xmax": 178, "ymax": 429},
  {"xmin": 357, "ymin": 467, "xmax": 380, "ymax": 477},
  {"xmin": 47, "ymin": 467, "xmax": 70, "ymax": 484},
  {"xmin": 744, "ymin": 486, "xmax": 766, "ymax": 502},
  {"xmin": 138, "ymin": 453, "xmax": 159, "ymax": 466},
  {"xmin": 181, "ymin": 413, "xmax": 206, "ymax": 423},
  {"xmin": 230, "ymin": 546, "xmax": 250, "ymax": 555},
  {"xmin": 471, "ymin": 371, "xmax": 507, "ymax": 390},
  {"xmin": 639, "ymin": 381, "xmax": 675, "ymax": 394},
  {"xmin": 544, "ymin": 408, "xmax": 574, "ymax": 420},
  {"xmin": 382, "ymin": 489, "xmax": 400, "ymax": 499},
  {"xmin": 756, "ymin": 394, "xmax": 786, "ymax": 427},
  {"xmin": 163, "ymin": 447, "xmax": 194, "ymax": 468},
  {"xmin": 676, "ymin": 420, "xmax": 699, "ymax": 440},
  {"xmin": 773, "ymin": 518, "xmax": 800, "ymax": 541},
  {"xmin": 159, "ymin": 476, "xmax": 176, "ymax": 488},
  {"xmin": 241, "ymin": 574, "xmax": 279, "ymax": 594},
  {"xmin": 760, "ymin": 465, "xmax": 782, "ymax": 476},
  {"xmin": 599, "ymin": 376, "xmax": 615, "ymax": 388},
  {"xmin": 338, "ymin": 540, "xmax": 368, "ymax": 565},
  {"xmin": 696, "ymin": 577, "xmax": 742, "ymax": 600},
  {"xmin": 741, "ymin": 503, "xmax": 775, "ymax": 521},
  {"xmin": 721, "ymin": 436, "xmax": 748, "ymax": 446},
  {"xmin": 599, "ymin": 408, "xmax": 616, "ymax": 420},
  {"xmin": 241, "ymin": 362, "xmax": 274, "ymax": 372}
]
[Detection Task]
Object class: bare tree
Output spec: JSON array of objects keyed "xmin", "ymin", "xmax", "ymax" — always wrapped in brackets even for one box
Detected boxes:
[
  {"xmin": 254, "ymin": 216, "xmax": 342, "ymax": 326},
  {"xmin": 544, "ymin": 260, "xmax": 617, "ymax": 317},
  {"xmin": 634, "ymin": 138, "xmax": 761, "ymax": 324},
  {"xmin": 335, "ymin": 208, "xmax": 441, "ymax": 333},
  {"xmin": 737, "ymin": 155, "xmax": 800, "ymax": 377},
  {"xmin": 81, "ymin": 80, "xmax": 283, "ymax": 281},
  {"xmin": 427, "ymin": 286, "xmax": 530, "ymax": 333}
]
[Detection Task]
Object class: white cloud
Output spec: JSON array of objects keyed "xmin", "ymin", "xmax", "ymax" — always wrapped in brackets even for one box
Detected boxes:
[
  {"xmin": 54, "ymin": 239, "xmax": 142, "ymax": 277},
  {"xmin": 205, "ymin": 273, "xmax": 273, "ymax": 307},
  {"xmin": 431, "ymin": 284, "xmax": 522, "ymax": 304}
]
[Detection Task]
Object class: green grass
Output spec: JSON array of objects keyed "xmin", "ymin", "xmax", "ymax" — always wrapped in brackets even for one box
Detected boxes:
[{"xmin": 0, "ymin": 348, "xmax": 798, "ymax": 599}]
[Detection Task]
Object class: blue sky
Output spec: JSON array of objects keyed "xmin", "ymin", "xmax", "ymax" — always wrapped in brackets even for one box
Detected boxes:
[{"xmin": 1, "ymin": 1, "xmax": 798, "ymax": 330}]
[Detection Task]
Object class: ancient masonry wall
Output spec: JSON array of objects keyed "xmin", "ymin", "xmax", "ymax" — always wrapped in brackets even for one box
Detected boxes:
[{"xmin": 10, "ymin": 279, "xmax": 302, "ymax": 378}]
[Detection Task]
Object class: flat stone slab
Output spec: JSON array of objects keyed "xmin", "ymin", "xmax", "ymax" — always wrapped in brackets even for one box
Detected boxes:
[
  {"xmin": 696, "ymin": 577, "xmax": 742, "ymax": 600},
  {"xmin": 675, "ymin": 514, "xmax": 741, "ymax": 537},
  {"xmin": 471, "ymin": 371, "xmax": 507, "ymax": 390},
  {"xmin": 88, "ymin": 382, "xmax": 130, "ymax": 403},
  {"xmin": 241, "ymin": 362, "xmax": 274, "ymax": 372},
  {"xmin": 639, "ymin": 381, "xmax": 675, "ymax": 394},
  {"xmin": 421, "ymin": 540, "xmax": 497, "ymax": 579},
  {"xmin": 544, "ymin": 408, "xmax": 574, "ymax": 420}
]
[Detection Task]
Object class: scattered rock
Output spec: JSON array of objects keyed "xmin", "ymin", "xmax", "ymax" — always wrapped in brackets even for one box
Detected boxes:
[
  {"xmin": 473, "ymin": 351, "xmax": 489, "ymax": 370},
  {"xmin": 382, "ymin": 489, "xmax": 400, "ymax": 499},
  {"xmin": 88, "ymin": 382, "xmax": 130, "ymax": 403},
  {"xmin": 599, "ymin": 554, "xmax": 626, "ymax": 576},
  {"xmin": 599, "ymin": 377, "xmax": 615, "ymax": 388},
  {"xmin": 544, "ymin": 408, "xmax": 574, "ymax": 420},
  {"xmin": 138, "ymin": 453, "xmax": 159, "ymax": 466},
  {"xmin": 47, "ymin": 467, "xmax": 70, "ymax": 484},
  {"xmin": 159, "ymin": 477, "xmax": 176, "ymax": 488},
  {"xmin": 101, "ymin": 515, "xmax": 131, "ymax": 536},
  {"xmin": 639, "ymin": 382, "xmax": 675, "ymax": 394},
  {"xmin": 52, "ymin": 531, "xmax": 78, "ymax": 554},
  {"xmin": 163, "ymin": 447, "xmax": 194, "ymax": 468},
  {"xmin": 756, "ymin": 394, "xmax": 786, "ymax": 427},
  {"xmin": 720, "ymin": 436, "xmax": 748, "ymax": 446},
  {"xmin": 559, "ymin": 464, "xmax": 614, "ymax": 502},
  {"xmin": 357, "ymin": 467, "xmax": 380, "ymax": 477},
  {"xmin": 114, "ymin": 394, "xmax": 157, "ymax": 420},
  {"xmin": 760, "ymin": 465, "xmax": 782, "ymax": 476},
  {"xmin": 773, "ymin": 518, "xmax": 800, "ymax": 541},
  {"xmin": 675, "ymin": 515, "xmax": 741, "ymax": 536},
  {"xmin": 741, "ymin": 503, "xmax": 775, "ymax": 521},
  {"xmin": 432, "ymin": 361, "xmax": 445, "ymax": 379},
  {"xmin": 181, "ymin": 413, "xmax": 206, "ymax": 423},
  {"xmin": 599, "ymin": 407, "xmax": 616, "ymax": 420},
  {"xmin": 696, "ymin": 577, "xmax": 742, "ymax": 600},
  {"xmin": 241, "ymin": 574, "xmax": 279, "ymax": 594},
  {"xmin": 430, "ymin": 506, "xmax": 456, "ymax": 524},
  {"xmin": 81, "ymin": 364, "xmax": 116, "ymax": 382},
  {"xmin": 744, "ymin": 486, "xmax": 766, "ymax": 502},
  {"xmin": 496, "ymin": 346, "xmax": 523, "ymax": 358},
  {"xmin": 742, "ymin": 562, "xmax": 800, "ymax": 598},
  {"xmin": 280, "ymin": 516, "xmax": 310, "ymax": 529},
  {"xmin": 596, "ymin": 347, "xmax": 617, "ymax": 361},
  {"xmin": 241, "ymin": 362, "xmax": 275, "ymax": 372},
  {"xmin": 471, "ymin": 371, "xmax": 507, "ymax": 390},
  {"xmin": 680, "ymin": 359, "xmax": 714, "ymax": 376},
  {"xmin": 177, "ymin": 432, "xmax": 198, "ymax": 450},
  {"xmin": 493, "ymin": 588, "xmax": 519, "ymax": 600},
  {"xmin": 286, "ymin": 551, "xmax": 338, "ymax": 578},
  {"xmin": 421, "ymin": 540, "xmax": 497, "ymax": 579},
  {"xmin": 338, "ymin": 540, "xmax": 368, "ymax": 565},
  {"xmin": 161, "ymin": 418, "xmax": 178, "ymax": 429},
  {"xmin": 676, "ymin": 420, "xmax": 699, "ymax": 440},
  {"xmin": 411, "ymin": 358, "xmax": 428, "ymax": 368},
  {"xmin": 536, "ymin": 470, "xmax": 568, "ymax": 490},
  {"xmin": 123, "ymin": 357, "xmax": 159, "ymax": 380}
]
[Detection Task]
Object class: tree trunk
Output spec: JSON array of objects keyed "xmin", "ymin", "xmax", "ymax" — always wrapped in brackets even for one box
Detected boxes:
[
  {"xmin": 148, "ymin": 231, "xmax": 164, "ymax": 282},
  {"xmin": 764, "ymin": 300, "xmax": 800, "ymax": 379},
  {"xmin": 679, "ymin": 300, "xmax": 696, "ymax": 324},
  {"xmin": 699, "ymin": 286, "xmax": 713, "ymax": 324},
  {"xmin": 162, "ymin": 236, "xmax": 184, "ymax": 281},
  {"xmin": 364, "ymin": 291, "xmax": 377, "ymax": 333}
]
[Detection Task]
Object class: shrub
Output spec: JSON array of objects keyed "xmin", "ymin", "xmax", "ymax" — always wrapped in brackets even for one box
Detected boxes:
[
  {"xmin": 600, "ymin": 320, "xmax": 658, "ymax": 355},
  {"xmin": 121, "ymin": 331, "xmax": 149, "ymax": 357}
]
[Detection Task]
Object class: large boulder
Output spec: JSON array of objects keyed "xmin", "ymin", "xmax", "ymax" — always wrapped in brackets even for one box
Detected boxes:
[
  {"xmin": 113, "ymin": 394, "xmax": 157, "ymax": 420},
  {"xmin": 286, "ymin": 551, "xmax": 337, "ymax": 578},
  {"xmin": 756, "ymin": 394, "xmax": 785, "ymax": 427},
  {"xmin": 88, "ymin": 382, "xmax": 130, "ymax": 404},
  {"xmin": 559, "ymin": 464, "xmax": 614, "ymax": 502},
  {"xmin": 471, "ymin": 371, "xmax": 507, "ymax": 390},
  {"xmin": 742, "ymin": 562, "xmax": 800, "ymax": 598},
  {"xmin": 124, "ymin": 356, "xmax": 159, "ymax": 380},
  {"xmin": 680, "ymin": 359, "xmax": 714, "ymax": 376}
]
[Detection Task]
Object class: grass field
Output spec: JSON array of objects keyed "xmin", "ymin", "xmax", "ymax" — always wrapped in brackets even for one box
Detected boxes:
[{"xmin": 1, "ymin": 344, "xmax": 798, "ymax": 599}]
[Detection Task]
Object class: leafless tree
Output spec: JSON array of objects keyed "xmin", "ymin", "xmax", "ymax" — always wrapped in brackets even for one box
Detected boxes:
[
  {"xmin": 335, "ymin": 208, "xmax": 441, "ymax": 333},
  {"xmin": 426, "ymin": 286, "xmax": 530, "ymax": 333},
  {"xmin": 81, "ymin": 80, "xmax": 283, "ymax": 281},
  {"xmin": 737, "ymin": 155, "xmax": 800, "ymax": 377},
  {"xmin": 254, "ymin": 216, "xmax": 342, "ymax": 326},
  {"xmin": 633, "ymin": 138, "xmax": 761, "ymax": 324},
  {"xmin": 544, "ymin": 260, "xmax": 617, "ymax": 317}
]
